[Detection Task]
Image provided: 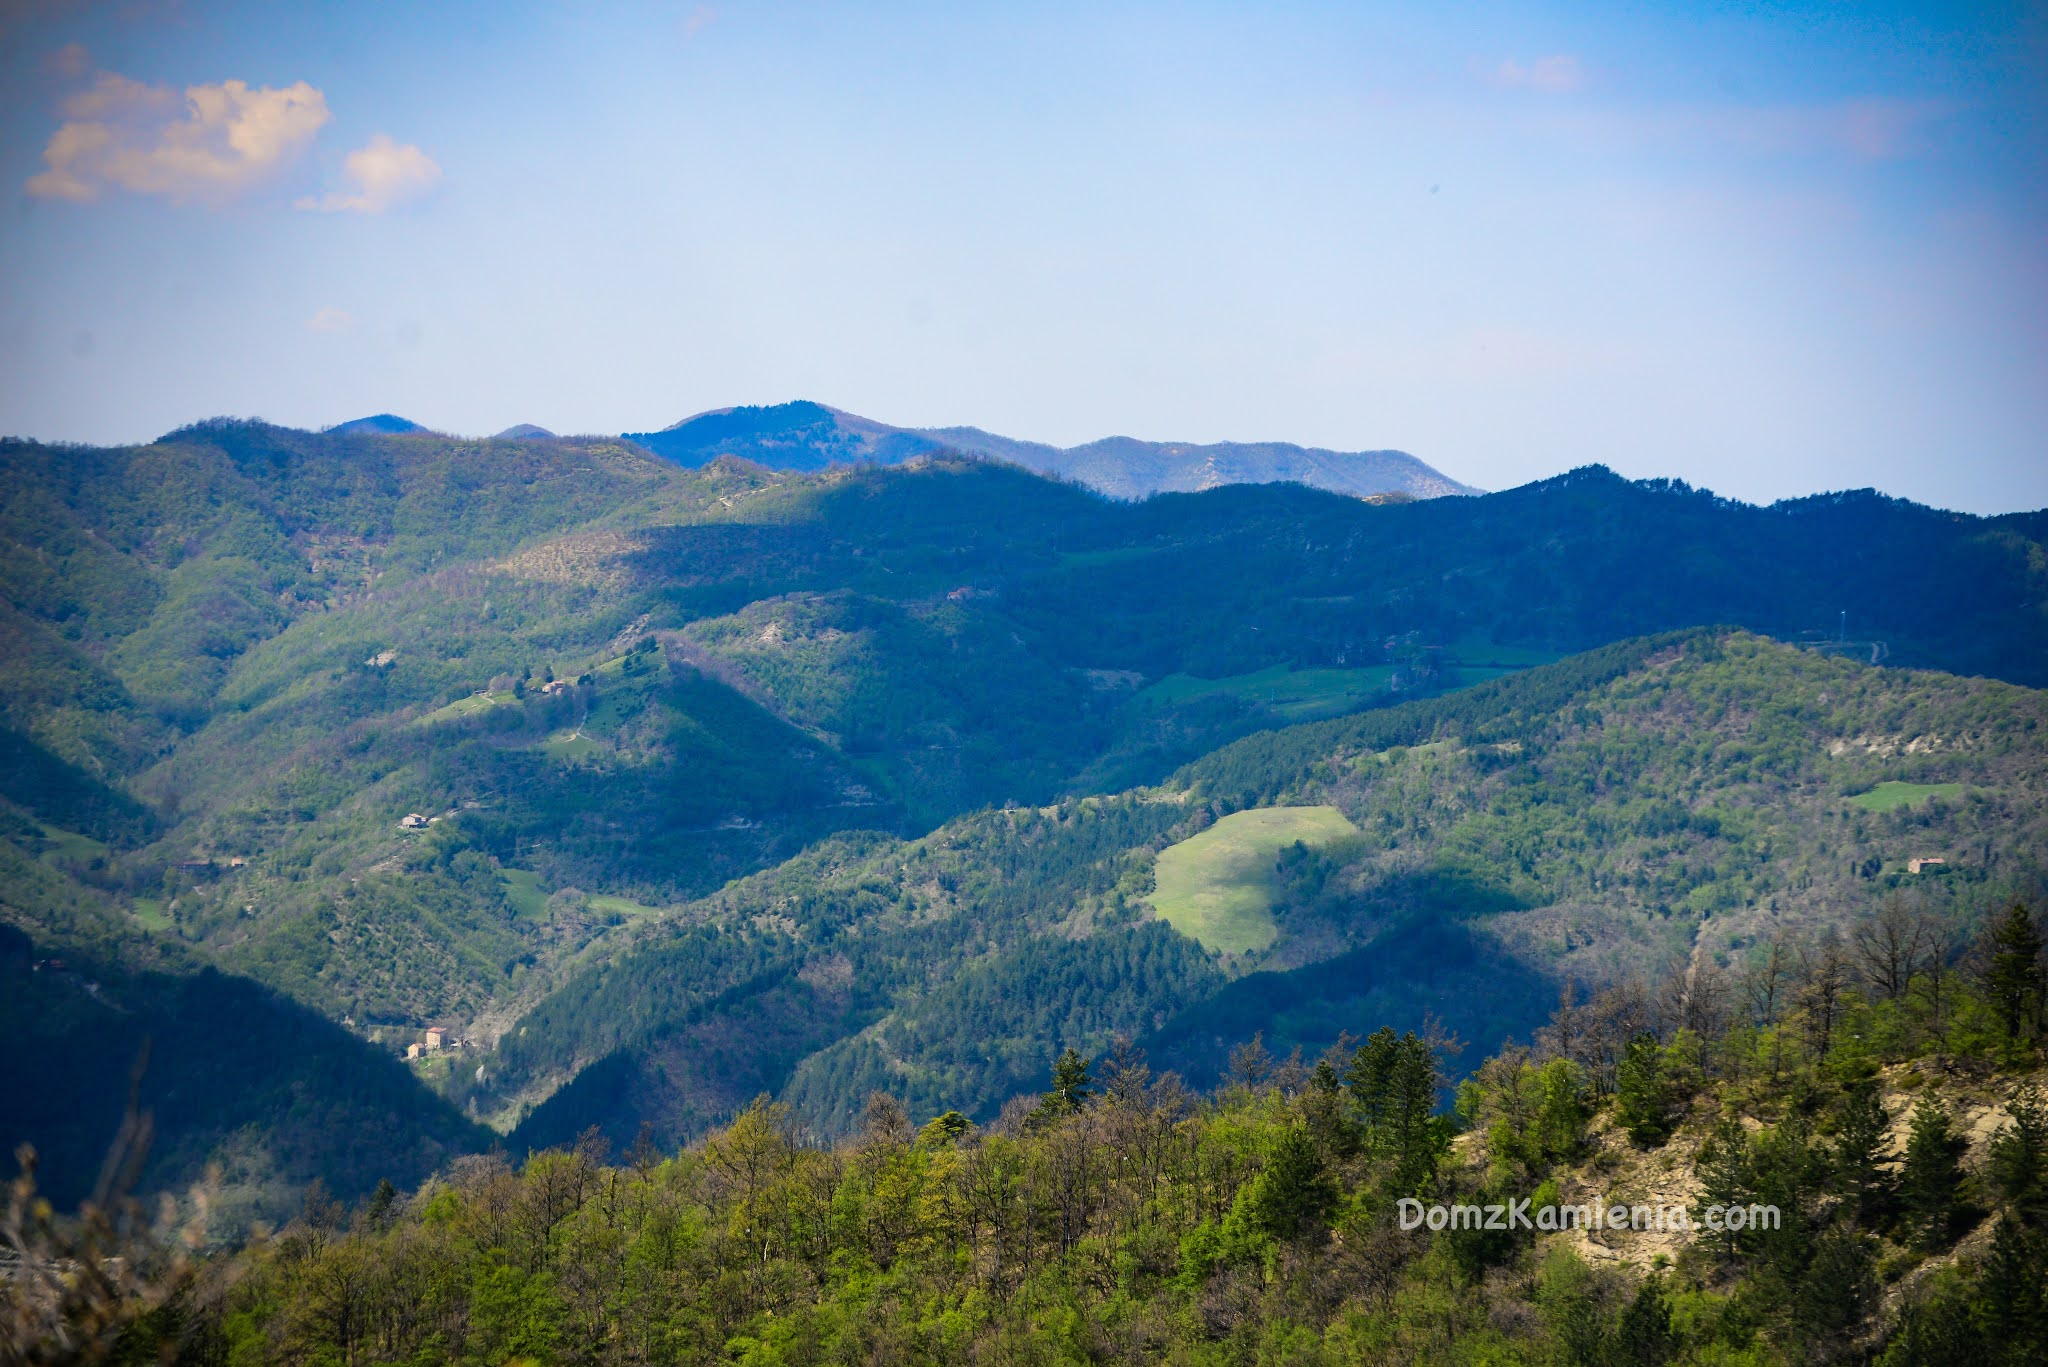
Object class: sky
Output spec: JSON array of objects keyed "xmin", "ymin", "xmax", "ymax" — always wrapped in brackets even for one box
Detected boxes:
[{"xmin": 1, "ymin": 1, "xmax": 2043, "ymax": 513}]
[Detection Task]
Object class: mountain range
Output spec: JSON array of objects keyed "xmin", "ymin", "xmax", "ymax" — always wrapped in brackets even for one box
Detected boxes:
[
  {"xmin": 1, "ymin": 415, "xmax": 2043, "ymax": 1221},
  {"xmin": 621, "ymin": 399, "xmax": 1481, "ymax": 500},
  {"xmin": 326, "ymin": 399, "xmax": 1473, "ymax": 502}
]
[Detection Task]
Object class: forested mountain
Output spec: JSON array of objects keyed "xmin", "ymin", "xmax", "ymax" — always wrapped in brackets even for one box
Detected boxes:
[
  {"xmin": 39, "ymin": 899, "xmax": 2048, "ymax": 1366},
  {"xmin": 620, "ymin": 399, "xmax": 1477, "ymax": 500},
  {"xmin": 497, "ymin": 632, "xmax": 2048, "ymax": 1154},
  {"xmin": 1, "ymin": 415, "xmax": 2044, "ymax": 1221}
]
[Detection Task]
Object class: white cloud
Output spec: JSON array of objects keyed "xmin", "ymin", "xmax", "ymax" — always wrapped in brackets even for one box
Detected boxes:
[
  {"xmin": 294, "ymin": 133, "xmax": 441, "ymax": 214},
  {"xmin": 26, "ymin": 71, "xmax": 330, "ymax": 203},
  {"xmin": 1488, "ymin": 55, "xmax": 1584, "ymax": 94},
  {"xmin": 304, "ymin": 307, "xmax": 352, "ymax": 333},
  {"xmin": 683, "ymin": 4, "xmax": 716, "ymax": 39}
]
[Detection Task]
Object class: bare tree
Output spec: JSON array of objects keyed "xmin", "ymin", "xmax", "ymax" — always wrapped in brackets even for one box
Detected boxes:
[
  {"xmin": 1795, "ymin": 928, "xmax": 1851, "ymax": 1061},
  {"xmin": 1853, "ymin": 895, "xmax": 1925, "ymax": 1001},
  {"xmin": 1743, "ymin": 931, "xmax": 1792, "ymax": 1028}
]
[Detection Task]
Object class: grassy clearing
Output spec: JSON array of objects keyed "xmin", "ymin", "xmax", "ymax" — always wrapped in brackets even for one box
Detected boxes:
[
  {"xmin": 415, "ymin": 690, "xmax": 521, "ymax": 727},
  {"xmin": 1148, "ymin": 805, "xmax": 1360, "ymax": 955},
  {"xmin": 586, "ymin": 894, "xmax": 662, "ymax": 920},
  {"xmin": 543, "ymin": 728, "xmax": 601, "ymax": 762},
  {"xmin": 1848, "ymin": 781, "xmax": 1965, "ymax": 813},
  {"xmin": 1137, "ymin": 664, "xmax": 1394, "ymax": 723},
  {"xmin": 130, "ymin": 898, "xmax": 174, "ymax": 932},
  {"xmin": 37, "ymin": 823, "xmax": 108, "ymax": 866},
  {"xmin": 501, "ymin": 868, "xmax": 549, "ymax": 921}
]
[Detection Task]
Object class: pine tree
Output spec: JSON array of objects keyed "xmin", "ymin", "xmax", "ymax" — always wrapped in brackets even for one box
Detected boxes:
[
  {"xmin": 1609, "ymin": 1276, "xmax": 1678, "ymax": 1367},
  {"xmin": 1978, "ymin": 1216, "xmax": 2048, "ymax": 1365},
  {"xmin": 1238, "ymin": 1124, "xmax": 1337, "ymax": 1243},
  {"xmin": 1387, "ymin": 1032, "xmax": 1448, "ymax": 1193},
  {"xmin": 1046, "ymin": 1047, "xmax": 1093, "ymax": 1113},
  {"xmin": 1693, "ymin": 1117, "xmax": 1754, "ymax": 1259},
  {"xmin": 1981, "ymin": 903, "xmax": 2046, "ymax": 1046},
  {"xmin": 1900, "ymin": 1092, "xmax": 1965, "ymax": 1250},
  {"xmin": 1614, "ymin": 1033, "xmax": 1673, "ymax": 1147},
  {"xmin": 1988, "ymin": 1086, "xmax": 2047, "ymax": 1222},
  {"xmin": 1834, "ymin": 1080, "xmax": 1893, "ymax": 1227},
  {"xmin": 1787, "ymin": 1226, "xmax": 1877, "ymax": 1360},
  {"xmin": 1344, "ymin": 1026, "xmax": 1400, "ymax": 1139}
]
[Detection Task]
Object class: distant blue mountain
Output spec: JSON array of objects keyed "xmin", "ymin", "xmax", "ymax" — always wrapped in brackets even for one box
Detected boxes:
[
  {"xmin": 624, "ymin": 402, "xmax": 940, "ymax": 473},
  {"xmin": 623, "ymin": 401, "xmax": 1476, "ymax": 500},
  {"xmin": 493, "ymin": 423, "xmax": 556, "ymax": 439},
  {"xmin": 326, "ymin": 413, "xmax": 429, "ymax": 436}
]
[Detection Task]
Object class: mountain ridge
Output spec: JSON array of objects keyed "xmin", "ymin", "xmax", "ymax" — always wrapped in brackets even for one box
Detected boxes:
[{"xmin": 622, "ymin": 399, "xmax": 1477, "ymax": 501}]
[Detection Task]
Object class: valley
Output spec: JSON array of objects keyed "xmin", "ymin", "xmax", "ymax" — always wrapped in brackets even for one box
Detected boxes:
[{"xmin": 1, "ymin": 420, "xmax": 2045, "ymax": 1221}]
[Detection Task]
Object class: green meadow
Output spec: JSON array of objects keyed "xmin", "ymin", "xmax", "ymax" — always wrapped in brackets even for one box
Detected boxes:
[
  {"xmin": 1148, "ymin": 804, "xmax": 1360, "ymax": 955},
  {"xmin": 1848, "ymin": 780, "xmax": 1965, "ymax": 812}
]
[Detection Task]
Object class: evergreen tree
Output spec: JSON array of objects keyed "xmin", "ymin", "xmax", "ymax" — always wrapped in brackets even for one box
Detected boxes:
[
  {"xmin": 1978, "ymin": 1216, "xmax": 2048, "ymax": 1365},
  {"xmin": 1900, "ymin": 1092, "xmax": 1965, "ymax": 1250},
  {"xmin": 1533, "ymin": 1058, "xmax": 1590, "ymax": 1164},
  {"xmin": 359, "ymin": 1178, "xmax": 397, "ymax": 1232},
  {"xmin": 1693, "ymin": 1117, "xmax": 1754, "ymax": 1259},
  {"xmin": 1787, "ymin": 1226, "xmax": 1877, "ymax": 1361},
  {"xmin": 1981, "ymin": 903, "xmax": 2046, "ymax": 1045},
  {"xmin": 1609, "ymin": 1276, "xmax": 1677, "ymax": 1367},
  {"xmin": 1988, "ymin": 1086, "xmax": 2047, "ymax": 1222},
  {"xmin": 1614, "ymin": 1033, "xmax": 1674, "ymax": 1147},
  {"xmin": 1045, "ymin": 1047, "xmax": 1092, "ymax": 1114},
  {"xmin": 1387, "ymin": 1031, "xmax": 1450, "ymax": 1193},
  {"xmin": 1237, "ymin": 1124, "xmax": 1337, "ymax": 1243},
  {"xmin": 1344, "ymin": 1026, "xmax": 1400, "ymax": 1137},
  {"xmin": 1834, "ymin": 1080, "xmax": 1893, "ymax": 1227},
  {"xmin": 1878, "ymin": 1287, "xmax": 1983, "ymax": 1366}
]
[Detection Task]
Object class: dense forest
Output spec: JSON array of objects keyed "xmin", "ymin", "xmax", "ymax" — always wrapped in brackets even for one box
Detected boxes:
[{"xmin": 13, "ymin": 898, "xmax": 2047, "ymax": 1365}]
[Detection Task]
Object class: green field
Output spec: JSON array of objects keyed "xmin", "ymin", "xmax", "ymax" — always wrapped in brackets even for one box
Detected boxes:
[
  {"xmin": 37, "ymin": 823, "xmax": 109, "ymax": 867},
  {"xmin": 1848, "ymin": 781, "xmax": 1965, "ymax": 813},
  {"xmin": 130, "ymin": 898, "xmax": 174, "ymax": 932},
  {"xmin": 500, "ymin": 868, "xmax": 550, "ymax": 921},
  {"xmin": 586, "ymin": 894, "xmax": 663, "ymax": 921},
  {"xmin": 542, "ymin": 728, "xmax": 601, "ymax": 762},
  {"xmin": 1148, "ymin": 805, "xmax": 1360, "ymax": 955},
  {"xmin": 415, "ymin": 690, "xmax": 522, "ymax": 727},
  {"xmin": 1136, "ymin": 664, "xmax": 1394, "ymax": 723}
]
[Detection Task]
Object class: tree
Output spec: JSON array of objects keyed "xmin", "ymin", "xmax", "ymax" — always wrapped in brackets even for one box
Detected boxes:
[
  {"xmin": 1854, "ymin": 896, "xmax": 1926, "ymax": 1002},
  {"xmin": 1614, "ymin": 1034, "xmax": 1674, "ymax": 1148},
  {"xmin": 1610, "ymin": 1276, "xmax": 1678, "ymax": 1367},
  {"xmin": 1978, "ymin": 1216, "xmax": 2048, "ymax": 1363},
  {"xmin": 1900, "ymin": 1093, "xmax": 1965, "ymax": 1250},
  {"xmin": 1988, "ymin": 1086, "xmax": 2047, "ymax": 1222},
  {"xmin": 1234, "ymin": 1124, "xmax": 1336, "ymax": 1244},
  {"xmin": 1045, "ymin": 1048, "xmax": 1092, "ymax": 1115},
  {"xmin": 1787, "ymin": 1227, "xmax": 1878, "ymax": 1361},
  {"xmin": 1979, "ymin": 903, "xmax": 2045, "ymax": 1046},
  {"xmin": 1834, "ymin": 1080, "xmax": 1893, "ymax": 1226}
]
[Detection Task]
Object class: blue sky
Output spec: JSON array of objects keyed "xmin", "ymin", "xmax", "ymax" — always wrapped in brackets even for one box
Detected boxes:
[{"xmin": 1, "ymin": 1, "xmax": 2042, "ymax": 512}]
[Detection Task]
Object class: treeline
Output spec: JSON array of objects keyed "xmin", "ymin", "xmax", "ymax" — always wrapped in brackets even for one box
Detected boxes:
[{"xmin": 18, "ymin": 901, "xmax": 2046, "ymax": 1365}]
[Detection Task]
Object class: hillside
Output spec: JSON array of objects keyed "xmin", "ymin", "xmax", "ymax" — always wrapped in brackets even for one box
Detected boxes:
[
  {"xmin": 54, "ymin": 898, "xmax": 2048, "ymax": 1366},
  {"xmin": 496, "ymin": 633, "xmax": 2047, "ymax": 1153},
  {"xmin": 621, "ymin": 399, "xmax": 1478, "ymax": 500},
  {"xmin": 2, "ymin": 418, "xmax": 2045, "ymax": 1219}
]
